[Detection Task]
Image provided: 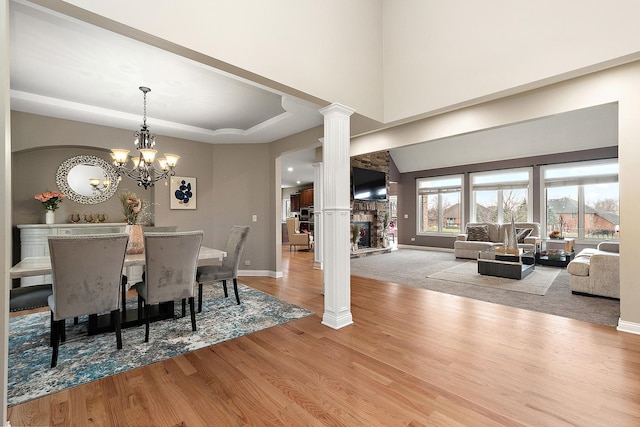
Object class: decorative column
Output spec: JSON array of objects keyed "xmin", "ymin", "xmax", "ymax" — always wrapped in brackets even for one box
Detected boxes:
[
  {"xmin": 320, "ymin": 103, "xmax": 354, "ymax": 329},
  {"xmin": 312, "ymin": 161, "xmax": 323, "ymax": 272}
]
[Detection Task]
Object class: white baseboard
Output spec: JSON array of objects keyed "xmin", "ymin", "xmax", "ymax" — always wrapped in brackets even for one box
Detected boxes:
[
  {"xmin": 237, "ymin": 269, "xmax": 282, "ymax": 278},
  {"xmin": 397, "ymin": 244, "xmax": 454, "ymax": 253},
  {"xmin": 617, "ymin": 318, "xmax": 640, "ymax": 335}
]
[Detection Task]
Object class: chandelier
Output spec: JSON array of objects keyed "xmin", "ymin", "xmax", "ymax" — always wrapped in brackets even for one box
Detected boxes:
[{"xmin": 111, "ymin": 86, "xmax": 179, "ymax": 189}]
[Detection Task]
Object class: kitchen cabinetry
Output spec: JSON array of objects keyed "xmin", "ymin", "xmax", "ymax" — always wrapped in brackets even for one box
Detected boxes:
[
  {"xmin": 300, "ymin": 188, "xmax": 314, "ymax": 207},
  {"xmin": 290, "ymin": 194, "xmax": 300, "ymax": 212}
]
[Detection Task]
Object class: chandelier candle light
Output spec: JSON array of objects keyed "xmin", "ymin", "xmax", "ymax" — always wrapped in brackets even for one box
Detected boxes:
[{"xmin": 111, "ymin": 86, "xmax": 179, "ymax": 189}]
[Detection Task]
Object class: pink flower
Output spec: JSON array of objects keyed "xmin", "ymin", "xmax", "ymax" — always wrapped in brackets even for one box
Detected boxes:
[{"xmin": 34, "ymin": 191, "xmax": 65, "ymax": 211}]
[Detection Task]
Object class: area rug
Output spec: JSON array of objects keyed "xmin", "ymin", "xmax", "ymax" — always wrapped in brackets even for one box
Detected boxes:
[
  {"xmin": 427, "ymin": 261, "xmax": 560, "ymax": 295},
  {"xmin": 350, "ymin": 249, "xmax": 620, "ymax": 327},
  {"xmin": 7, "ymin": 283, "xmax": 314, "ymax": 407}
]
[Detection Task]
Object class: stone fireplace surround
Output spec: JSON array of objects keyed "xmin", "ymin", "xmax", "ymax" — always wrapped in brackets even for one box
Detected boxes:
[
  {"xmin": 350, "ymin": 151, "xmax": 391, "ymax": 252},
  {"xmin": 351, "ymin": 200, "xmax": 387, "ymax": 249}
]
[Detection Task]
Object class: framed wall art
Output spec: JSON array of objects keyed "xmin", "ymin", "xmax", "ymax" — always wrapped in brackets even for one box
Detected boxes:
[{"xmin": 170, "ymin": 176, "xmax": 197, "ymax": 210}]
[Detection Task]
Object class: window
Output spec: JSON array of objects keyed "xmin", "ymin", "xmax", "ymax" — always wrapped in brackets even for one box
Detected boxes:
[
  {"xmin": 417, "ymin": 175, "xmax": 463, "ymax": 234},
  {"xmin": 542, "ymin": 160, "xmax": 619, "ymax": 240},
  {"xmin": 470, "ymin": 168, "xmax": 532, "ymax": 223}
]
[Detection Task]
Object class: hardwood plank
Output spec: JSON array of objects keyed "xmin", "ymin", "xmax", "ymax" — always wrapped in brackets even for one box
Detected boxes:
[{"xmin": 8, "ymin": 248, "xmax": 640, "ymax": 426}]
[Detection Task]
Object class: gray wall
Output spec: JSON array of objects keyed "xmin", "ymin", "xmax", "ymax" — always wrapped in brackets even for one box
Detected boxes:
[
  {"xmin": 11, "ymin": 111, "xmax": 275, "ymax": 272},
  {"xmin": 397, "ymin": 146, "xmax": 618, "ymax": 249}
]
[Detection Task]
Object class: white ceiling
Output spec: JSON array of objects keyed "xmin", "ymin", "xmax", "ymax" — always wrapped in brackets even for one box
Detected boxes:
[
  {"xmin": 9, "ymin": 0, "xmax": 323, "ymax": 186},
  {"xmin": 9, "ymin": 1, "xmax": 619, "ymax": 190}
]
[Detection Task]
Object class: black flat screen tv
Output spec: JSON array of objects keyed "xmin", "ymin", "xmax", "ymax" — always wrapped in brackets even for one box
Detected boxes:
[{"xmin": 352, "ymin": 167, "xmax": 387, "ymax": 200}]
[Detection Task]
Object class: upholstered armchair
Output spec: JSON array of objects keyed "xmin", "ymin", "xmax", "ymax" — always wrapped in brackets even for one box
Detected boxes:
[{"xmin": 286, "ymin": 217, "xmax": 311, "ymax": 251}]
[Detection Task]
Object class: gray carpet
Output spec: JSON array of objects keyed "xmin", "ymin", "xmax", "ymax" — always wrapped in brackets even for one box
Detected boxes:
[
  {"xmin": 351, "ymin": 249, "xmax": 620, "ymax": 327},
  {"xmin": 428, "ymin": 261, "xmax": 559, "ymax": 295}
]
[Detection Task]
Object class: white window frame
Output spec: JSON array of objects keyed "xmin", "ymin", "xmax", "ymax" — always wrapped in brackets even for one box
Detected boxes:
[
  {"xmin": 416, "ymin": 174, "xmax": 464, "ymax": 235},
  {"xmin": 470, "ymin": 167, "xmax": 533, "ymax": 223},
  {"xmin": 541, "ymin": 159, "xmax": 619, "ymax": 241}
]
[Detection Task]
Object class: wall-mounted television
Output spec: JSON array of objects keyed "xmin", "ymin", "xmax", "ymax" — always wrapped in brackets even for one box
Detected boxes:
[{"xmin": 352, "ymin": 167, "xmax": 387, "ymax": 200}]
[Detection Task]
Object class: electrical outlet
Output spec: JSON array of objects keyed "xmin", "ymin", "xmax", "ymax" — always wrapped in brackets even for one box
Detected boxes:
[
  {"xmin": 404, "ymin": 214, "xmax": 409, "ymax": 219},
  {"xmin": 244, "ymin": 260, "xmax": 250, "ymax": 266},
  {"xmin": 411, "ymin": 237, "xmax": 416, "ymax": 241}
]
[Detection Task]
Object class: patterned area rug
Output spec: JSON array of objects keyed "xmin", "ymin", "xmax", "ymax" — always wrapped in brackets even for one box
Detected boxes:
[
  {"xmin": 8, "ymin": 284, "xmax": 314, "ymax": 407},
  {"xmin": 428, "ymin": 261, "xmax": 560, "ymax": 295}
]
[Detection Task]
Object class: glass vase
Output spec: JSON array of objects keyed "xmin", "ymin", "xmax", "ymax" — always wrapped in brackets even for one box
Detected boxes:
[{"xmin": 125, "ymin": 224, "xmax": 144, "ymax": 254}]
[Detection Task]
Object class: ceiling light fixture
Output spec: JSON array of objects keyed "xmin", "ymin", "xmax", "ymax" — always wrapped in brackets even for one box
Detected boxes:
[{"xmin": 111, "ymin": 86, "xmax": 180, "ymax": 189}]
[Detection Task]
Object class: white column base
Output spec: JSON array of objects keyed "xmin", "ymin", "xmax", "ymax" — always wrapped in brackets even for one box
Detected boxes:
[{"xmin": 322, "ymin": 312, "xmax": 354, "ymax": 330}]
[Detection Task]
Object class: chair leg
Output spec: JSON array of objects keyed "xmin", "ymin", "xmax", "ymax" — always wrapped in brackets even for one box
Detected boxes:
[
  {"xmin": 144, "ymin": 304, "xmax": 150, "ymax": 343},
  {"xmin": 189, "ymin": 297, "xmax": 196, "ymax": 332},
  {"xmin": 51, "ymin": 319, "xmax": 62, "ymax": 368},
  {"xmin": 197, "ymin": 283, "xmax": 203, "ymax": 313},
  {"xmin": 61, "ymin": 318, "xmax": 66, "ymax": 343},
  {"xmin": 137, "ymin": 294, "xmax": 143, "ymax": 325},
  {"xmin": 122, "ymin": 280, "xmax": 128, "ymax": 319},
  {"xmin": 112, "ymin": 309, "xmax": 123, "ymax": 350},
  {"xmin": 50, "ymin": 311, "xmax": 54, "ymax": 347},
  {"xmin": 181, "ymin": 298, "xmax": 186, "ymax": 318},
  {"xmin": 222, "ymin": 280, "xmax": 228, "ymax": 298},
  {"xmin": 232, "ymin": 278, "xmax": 241, "ymax": 305}
]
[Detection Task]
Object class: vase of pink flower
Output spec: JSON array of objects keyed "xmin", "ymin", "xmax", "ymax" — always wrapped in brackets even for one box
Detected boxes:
[{"xmin": 34, "ymin": 190, "xmax": 65, "ymax": 224}]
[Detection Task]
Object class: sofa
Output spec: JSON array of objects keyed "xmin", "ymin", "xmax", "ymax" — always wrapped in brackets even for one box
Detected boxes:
[
  {"xmin": 567, "ymin": 241, "xmax": 620, "ymax": 299},
  {"xmin": 454, "ymin": 222, "xmax": 541, "ymax": 259}
]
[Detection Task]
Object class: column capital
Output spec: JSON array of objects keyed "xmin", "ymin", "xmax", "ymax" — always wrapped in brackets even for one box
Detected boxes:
[{"xmin": 319, "ymin": 103, "xmax": 355, "ymax": 117}]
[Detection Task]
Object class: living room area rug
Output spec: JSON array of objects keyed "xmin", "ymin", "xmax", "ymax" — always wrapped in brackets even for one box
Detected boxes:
[
  {"xmin": 427, "ymin": 261, "xmax": 560, "ymax": 295},
  {"xmin": 350, "ymin": 249, "xmax": 620, "ymax": 327},
  {"xmin": 7, "ymin": 283, "xmax": 314, "ymax": 407}
]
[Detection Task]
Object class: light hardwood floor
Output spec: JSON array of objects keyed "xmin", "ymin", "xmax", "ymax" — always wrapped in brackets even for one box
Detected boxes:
[{"xmin": 8, "ymin": 248, "xmax": 640, "ymax": 426}]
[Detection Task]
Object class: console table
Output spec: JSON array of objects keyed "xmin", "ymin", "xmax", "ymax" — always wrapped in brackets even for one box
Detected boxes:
[{"xmin": 17, "ymin": 223, "xmax": 176, "ymax": 287}]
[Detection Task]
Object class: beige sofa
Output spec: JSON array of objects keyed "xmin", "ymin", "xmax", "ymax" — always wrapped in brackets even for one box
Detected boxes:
[
  {"xmin": 567, "ymin": 241, "xmax": 620, "ymax": 299},
  {"xmin": 454, "ymin": 222, "xmax": 541, "ymax": 259}
]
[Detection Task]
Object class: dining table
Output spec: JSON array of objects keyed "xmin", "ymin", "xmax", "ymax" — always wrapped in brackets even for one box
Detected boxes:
[{"xmin": 10, "ymin": 246, "xmax": 227, "ymax": 334}]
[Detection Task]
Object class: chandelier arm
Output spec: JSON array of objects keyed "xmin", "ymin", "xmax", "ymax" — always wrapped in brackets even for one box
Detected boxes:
[{"xmin": 111, "ymin": 86, "xmax": 178, "ymax": 189}]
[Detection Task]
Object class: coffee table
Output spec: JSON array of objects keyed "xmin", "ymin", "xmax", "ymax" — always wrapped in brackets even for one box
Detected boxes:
[{"xmin": 477, "ymin": 248, "xmax": 535, "ymax": 280}]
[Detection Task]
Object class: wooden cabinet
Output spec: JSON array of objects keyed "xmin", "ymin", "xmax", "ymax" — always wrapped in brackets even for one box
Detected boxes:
[
  {"xmin": 290, "ymin": 194, "xmax": 300, "ymax": 212},
  {"xmin": 300, "ymin": 188, "xmax": 314, "ymax": 207},
  {"xmin": 290, "ymin": 187, "xmax": 313, "ymax": 212}
]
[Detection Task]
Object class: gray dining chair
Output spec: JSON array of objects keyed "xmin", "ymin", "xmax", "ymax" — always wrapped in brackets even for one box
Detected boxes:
[
  {"xmin": 134, "ymin": 231, "xmax": 203, "ymax": 342},
  {"xmin": 196, "ymin": 225, "xmax": 250, "ymax": 312},
  {"xmin": 47, "ymin": 234, "xmax": 129, "ymax": 368}
]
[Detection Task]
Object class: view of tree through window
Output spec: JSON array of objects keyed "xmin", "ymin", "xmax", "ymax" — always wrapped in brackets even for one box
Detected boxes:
[
  {"xmin": 543, "ymin": 161, "xmax": 618, "ymax": 240},
  {"xmin": 471, "ymin": 169, "xmax": 532, "ymax": 223},
  {"xmin": 417, "ymin": 175, "xmax": 462, "ymax": 234}
]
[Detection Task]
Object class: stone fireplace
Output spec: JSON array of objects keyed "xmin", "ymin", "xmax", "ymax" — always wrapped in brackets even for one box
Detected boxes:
[{"xmin": 353, "ymin": 221, "xmax": 371, "ymax": 248}]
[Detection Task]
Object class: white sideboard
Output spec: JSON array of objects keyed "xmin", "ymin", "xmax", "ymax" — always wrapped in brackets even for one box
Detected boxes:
[{"xmin": 17, "ymin": 223, "xmax": 177, "ymax": 287}]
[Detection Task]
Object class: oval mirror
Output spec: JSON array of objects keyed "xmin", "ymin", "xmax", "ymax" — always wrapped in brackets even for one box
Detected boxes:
[{"xmin": 55, "ymin": 155, "xmax": 120, "ymax": 204}]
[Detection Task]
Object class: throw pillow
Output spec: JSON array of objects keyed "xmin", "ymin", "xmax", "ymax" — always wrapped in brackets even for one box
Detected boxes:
[
  {"xmin": 515, "ymin": 228, "xmax": 533, "ymax": 244},
  {"xmin": 467, "ymin": 225, "xmax": 490, "ymax": 241}
]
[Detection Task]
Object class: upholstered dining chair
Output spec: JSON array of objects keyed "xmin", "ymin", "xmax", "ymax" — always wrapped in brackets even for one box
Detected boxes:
[
  {"xmin": 196, "ymin": 225, "xmax": 250, "ymax": 312},
  {"xmin": 134, "ymin": 231, "xmax": 203, "ymax": 342},
  {"xmin": 47, "ymin": 234, "xmax": 129, "ymax": 368}
]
